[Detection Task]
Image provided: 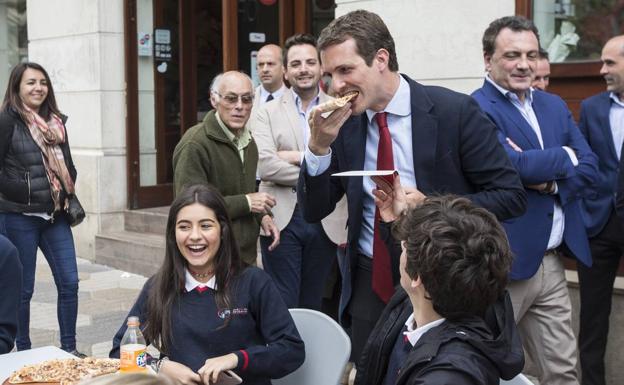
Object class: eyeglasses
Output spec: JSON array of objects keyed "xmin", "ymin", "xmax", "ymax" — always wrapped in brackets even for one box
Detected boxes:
[{"xmin": 214, "ymin": 92, "xmax": 254, "ymax": 106}]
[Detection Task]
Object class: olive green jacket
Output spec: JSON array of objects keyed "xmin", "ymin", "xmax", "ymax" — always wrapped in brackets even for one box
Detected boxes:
[{"xmin": 172, "ymin": 110, "xmax": 260, "ymax": 265}]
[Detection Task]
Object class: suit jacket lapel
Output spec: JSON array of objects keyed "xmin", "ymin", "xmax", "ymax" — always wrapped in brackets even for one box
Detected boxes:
[
  {"xmin": 349, "ymin": 114, "xmax": 368, "ymax": 231},
  {"xmin": 483, "ymin": 81, "xmax": 542, "ymax": 149},
  {"xmin": 598, "ymin": 93, "xmax": 618, "ymax": 160},
  {"xmin": 532, "ymin": 94, "xmax": 555, "ymax": 148},
  {"xmin": 283, "ymin": 89, "xmax": 305, "ymax": 150},
  {"xmin": 354, "ymin": 114, "xmax": 368, "ymax": 171},
  {"xmin": 340, "ymin": 114, "xmax": 367, "ymax": 171},
  {"xmin": 253, "ymin": 86, "xmax": 262, "ymax": 110},
  {"xmin": 406, "ymin": 76, "xmax": 437, "ymax": 192}
]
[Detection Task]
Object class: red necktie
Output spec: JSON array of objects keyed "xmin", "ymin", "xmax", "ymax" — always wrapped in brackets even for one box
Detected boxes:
[
  {"xmin": 372, "ymin": 112, "xmax": 395, "ymax": 303},
  {"xmin": 196, "ymin": 286, "xmax": 209, "ymax": 293}
]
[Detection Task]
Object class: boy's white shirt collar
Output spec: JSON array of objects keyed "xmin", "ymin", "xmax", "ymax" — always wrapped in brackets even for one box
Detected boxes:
[{"xmin": 403, "ymin": 314, "xmax": 446, "ymax": 347}]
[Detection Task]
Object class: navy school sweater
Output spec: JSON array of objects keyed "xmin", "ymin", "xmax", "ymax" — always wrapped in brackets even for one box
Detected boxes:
[{"xmin": 110, "ymin": 267, "xmax": 305, "ymax": 385}]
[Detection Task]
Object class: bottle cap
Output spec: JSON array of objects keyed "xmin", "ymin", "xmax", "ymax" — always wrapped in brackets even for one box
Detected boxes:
[{"xmin": 127, "ymin": 316, "xmax": 140, "ymax": 326}]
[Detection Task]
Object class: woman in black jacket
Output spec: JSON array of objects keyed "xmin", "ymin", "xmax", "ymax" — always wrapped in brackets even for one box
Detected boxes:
[{"xmin": 0, "ymin": 62, "xmax": 81, "ymax": 355}]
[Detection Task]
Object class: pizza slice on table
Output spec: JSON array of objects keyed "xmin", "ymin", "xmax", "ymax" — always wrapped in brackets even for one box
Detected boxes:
[{"xmin": 7, "ymin": 357, "xmax": 120, "ymax": 385}]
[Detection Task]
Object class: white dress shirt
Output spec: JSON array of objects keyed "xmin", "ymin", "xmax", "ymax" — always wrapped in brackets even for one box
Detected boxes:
[
  {"xmin": 304, "ymin": 75, "xmax": 416, "ymax": 257},
  {"xmin": 259, "ymin": 84, "xmax": 287, "ymax": 105},
  {"xmin": 609, "ymin": 92, "xmax": 624, "ymax": 161},
  {"xmin": 403, "ymin": 314, "xmax": 446, "ymax": 347},
  {"xmin": 295, "ymin": 91, "xmax": 321, "ymax": 164}
]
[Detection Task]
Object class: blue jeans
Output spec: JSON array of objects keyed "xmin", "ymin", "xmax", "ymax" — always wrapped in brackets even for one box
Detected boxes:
[
  {"xmin": 261, "ymin": 206, "xmax": 336, "ymax": 310},
  {"xmin": 0, "ymin": 213, "xmax": 79, "ymax": 351}
]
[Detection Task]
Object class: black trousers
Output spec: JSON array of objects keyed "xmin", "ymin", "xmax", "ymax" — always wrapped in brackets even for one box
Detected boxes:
[
  {"xmin": 577, "ymin": 210, "xmax": 624, "ymax": 385},
  {"xmin": 348, "ymin": 254, "xmax": 387, "ymax": 363}
]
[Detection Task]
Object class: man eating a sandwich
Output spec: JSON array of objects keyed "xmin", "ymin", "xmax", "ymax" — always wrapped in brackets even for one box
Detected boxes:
[{"xmin": 297, "ymin": 9, "xmax": 526, "ymax": 364}]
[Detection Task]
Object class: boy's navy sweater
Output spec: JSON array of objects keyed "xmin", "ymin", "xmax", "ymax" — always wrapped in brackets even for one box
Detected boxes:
[{"xmin": 110, "ymin": 266, "xmax": 304, "ymax": 385}]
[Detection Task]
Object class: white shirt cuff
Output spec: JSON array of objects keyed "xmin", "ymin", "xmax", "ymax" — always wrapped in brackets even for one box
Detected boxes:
[
  {"xmin": 562, "ymin": 146, "xmax": 579, "ymax": 166},
  {"xmin": 245, "ymin": 194, "xmax": 252, "ymax": 212},
  {"xmin": 304, "ymin": 147, "xmax": 332, "ymax": 176}
]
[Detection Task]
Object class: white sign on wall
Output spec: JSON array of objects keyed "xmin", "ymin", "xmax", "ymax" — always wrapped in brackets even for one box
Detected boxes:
[
  {"xmin": 138, "ymin": 32, "xmax": 152, "ymax": 56},
  {"xmin": 249, "ymin": 32, "xmax": 266, "ymax": 43},
  {"xmin": 154, "ymin": 29, "xmax": 171, "ymax": 44}
]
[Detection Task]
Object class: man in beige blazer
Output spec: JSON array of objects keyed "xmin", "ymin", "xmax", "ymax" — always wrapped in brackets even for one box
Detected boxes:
[{"xmin": 250, "ymin": 34, "xmax": 347, "ymax": 310}]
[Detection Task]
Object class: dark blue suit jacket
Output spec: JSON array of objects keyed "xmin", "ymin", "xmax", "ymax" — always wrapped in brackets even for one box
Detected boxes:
[
  {"xmin": 298, "ymin": 74, "xmax": 526, "ymax": 325},
  {"xmin": 0, "ymin": 234, "xmax": 21, "ymax": 354},
  {"xmin": 577, "ymin": 92, "xmax": 622, "ymax": 236},
  {"xmin": 473, "ymin": 81, "xmax": 598, "ymax": 280}
]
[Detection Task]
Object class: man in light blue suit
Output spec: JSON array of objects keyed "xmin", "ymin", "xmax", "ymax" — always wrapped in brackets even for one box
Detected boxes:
[
  {"xmin": 577, "ymin": 35, "xmax": 624, "ymax": 385},
  {"xmin": 472, "ymin": 16, "xmax": 598, "ymax": 385}
]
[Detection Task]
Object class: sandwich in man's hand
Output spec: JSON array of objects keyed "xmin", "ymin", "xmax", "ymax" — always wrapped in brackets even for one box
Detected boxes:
[{"xmin": 308, "ymin": 91, "xmax": 359, "ymax": 128}]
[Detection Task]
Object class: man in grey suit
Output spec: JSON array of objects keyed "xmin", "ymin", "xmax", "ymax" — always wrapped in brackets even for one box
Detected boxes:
[{"xmin": 250, "ymin": 34, "xmax": 347, "ymax": 309}]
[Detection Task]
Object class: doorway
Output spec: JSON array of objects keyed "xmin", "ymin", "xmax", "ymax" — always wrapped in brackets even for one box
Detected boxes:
[{"xmin": 124, "ymin": 0, "xmax": 322, "ymax": 209}]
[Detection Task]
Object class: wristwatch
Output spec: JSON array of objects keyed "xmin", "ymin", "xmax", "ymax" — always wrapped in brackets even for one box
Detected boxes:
[{"xmin": 150, "ymin": 356, "xmax": 169, "ymax": 373}]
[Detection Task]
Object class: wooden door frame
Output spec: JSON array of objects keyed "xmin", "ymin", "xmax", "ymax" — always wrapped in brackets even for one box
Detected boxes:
[
  {"xmin": 223, "ymin": 0, "xmax": 310, "ymax": 70},
  {"xmin": 125, "ymin": 0, "xmax": 310, "ymax": 208},
  {"xmin": 124, "ymin": 0, "xmax": 174, "ymax": 209},
  {"xmin": 153, "ymin": 0, "xmax": 166, "ymax": 185},
  {"xmin": 178, "ymin": 0, "xmax": 198, "ymax": 135}
]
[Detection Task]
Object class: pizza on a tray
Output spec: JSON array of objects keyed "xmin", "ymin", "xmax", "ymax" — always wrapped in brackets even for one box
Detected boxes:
[{"xmin": 7, "ymin": 357, "xmax": 120, "ymax": 385}]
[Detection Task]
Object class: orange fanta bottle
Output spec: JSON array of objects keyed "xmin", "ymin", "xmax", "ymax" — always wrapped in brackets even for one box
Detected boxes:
[{"xmin": 119, "ymin": 316, "xmax": 148, "ymax": 372}]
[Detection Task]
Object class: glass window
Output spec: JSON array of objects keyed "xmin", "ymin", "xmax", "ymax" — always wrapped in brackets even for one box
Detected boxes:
[
  {"xmin": 0, "ymin": 0, "xmax": 27, "ymax": 93},
  {"xmin": 239, "ymin": 0, "xmax": 279, "ymax": 88},
  {"xmin": 311, "ymin": 0, "xmax": 336, "ymax": 38},
  {"xmin": 533, "ymin": 0, "xmax": 623, "ymax": 63}
]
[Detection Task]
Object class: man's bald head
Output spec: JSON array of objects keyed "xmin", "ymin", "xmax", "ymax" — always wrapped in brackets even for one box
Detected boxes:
[
  {"xmin": 209, "ymin": 71, "xmax": 254, "ymax": 133},
  {"xmin": 604, "ymin": 35, "xmax": 624, "ymax": 55},
  {"xmin": 601, "ymin": 35, "xmax": 624, "ymax": 96},
  {"xmin": 216, "ymin": 71, "xmax": 254, "ymax": 91},
  {"xmin": 259, "ymin": 44, "xmax": 282, "ymax": 59},
  {"xmin": 256, "ymin": 44, "xmax": 285, "ymax": 93}
]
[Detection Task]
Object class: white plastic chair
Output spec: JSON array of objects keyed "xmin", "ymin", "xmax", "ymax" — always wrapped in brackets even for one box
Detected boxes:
[
  {"xmin": 272, "ymin": 308, "xmax": 351, "ymax": 385},
  {"xmin": 500, "ymin": 374, "xmax": 535, "ymax": 385}
]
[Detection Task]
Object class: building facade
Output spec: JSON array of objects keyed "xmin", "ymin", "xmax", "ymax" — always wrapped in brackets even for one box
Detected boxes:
[
  {"xmin": 12, "ymin": 0, "xmax": 616, "ymax": 265},
  {"xmin": 1, "ymin": 0, "xmax": 621, "ymax": 383}
]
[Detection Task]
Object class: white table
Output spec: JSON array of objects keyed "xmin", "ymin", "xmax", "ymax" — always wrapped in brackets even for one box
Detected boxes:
[{"xmin": 0, "ymin": 346, "xmax": 74, "ymax": 379}]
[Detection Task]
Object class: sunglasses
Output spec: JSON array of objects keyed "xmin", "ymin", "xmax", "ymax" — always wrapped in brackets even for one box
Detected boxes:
[{"xmin": 214, "ymin": 92, "xmax": 254, "ymax": 106}]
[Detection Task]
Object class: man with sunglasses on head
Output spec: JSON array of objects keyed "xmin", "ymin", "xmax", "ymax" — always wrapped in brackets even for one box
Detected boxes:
[{"xmin": 173, "ymin": 71, "xmax": 280, "ymax": 266}]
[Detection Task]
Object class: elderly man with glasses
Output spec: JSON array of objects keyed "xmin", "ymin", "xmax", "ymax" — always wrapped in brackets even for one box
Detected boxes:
[{"xmin": 173, "ymin": 71, "xmax": 280, "ymax": 266}]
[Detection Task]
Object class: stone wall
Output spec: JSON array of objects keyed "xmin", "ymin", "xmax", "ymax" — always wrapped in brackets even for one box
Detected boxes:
[
  {"xmin": 27, "ymin": 0, "xmax": 127, "ymax": 260},
  {"xmin": 335, "ymin": 0, "xmax": 515, "ymax": 94}
]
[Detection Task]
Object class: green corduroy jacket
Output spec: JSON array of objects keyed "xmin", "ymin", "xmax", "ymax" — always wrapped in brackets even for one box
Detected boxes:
[{"xmin": 172, "ymin": 110, "xmax": 261, "ymax": 265}]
